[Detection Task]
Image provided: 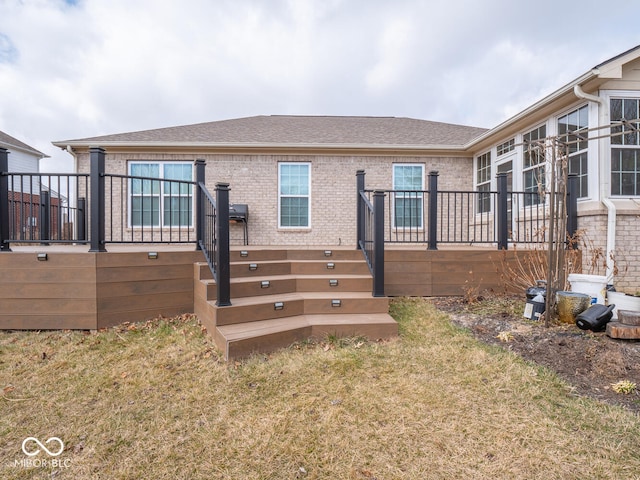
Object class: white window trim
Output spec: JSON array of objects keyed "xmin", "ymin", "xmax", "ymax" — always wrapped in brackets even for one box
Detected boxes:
[
  {"xmin": 475, "ymin": 151, "xmax": 492, "ymax": 215},
  {"xmin": 556, "ymin": 104, "xmax": 590, "ymax": 200},
  {"xmin": 278, "ymin": 162, "xmax": 311, "ymax": 229},
  {"xmin": 127, "ymin": 161, "xmax": 194, "ymax": 229},
  {"xmin": 392, "ymin": 163, "xmax": 425, "ymax": 230},
  {"xmin": 605, "ymin": 92, "xmax": 640, "ymax": 198}
]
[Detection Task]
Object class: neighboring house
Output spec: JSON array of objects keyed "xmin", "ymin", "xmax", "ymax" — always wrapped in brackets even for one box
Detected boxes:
[
  {"xmin": 53, "ymin": 45, "xmax": 640, "ymax": 291},
  {"xmin": 0, "ymin": 130, "xmax": 50, "ymax": 240}
]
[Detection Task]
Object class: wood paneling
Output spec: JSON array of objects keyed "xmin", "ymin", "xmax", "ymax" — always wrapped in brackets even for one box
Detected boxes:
[
  {"xmin": 95, "ymin": 251, "xmax": 203, "ymax": 328},
  {"xmin": 0, "ymin": 253, "xmax": 98, "ymax": 330},
  {"xmin": 385, "ymin": 248, "xmax": 530, "ymax": 297},
  {"xmin": 0, "ymin": 250, "xmax": 204, "ymax": 330}
]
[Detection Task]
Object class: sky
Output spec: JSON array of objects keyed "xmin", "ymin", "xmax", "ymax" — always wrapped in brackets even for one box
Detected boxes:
[{"xmin": 1, "ymin": 0, "xmax": 640, "ymax": 172}]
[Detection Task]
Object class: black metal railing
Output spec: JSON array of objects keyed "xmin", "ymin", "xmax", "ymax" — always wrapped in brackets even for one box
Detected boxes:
[
  {"xmin": 2, "ymin": 171, "xmax": 89, "ymax": 245},
  {"xmin": 197, "ymin": 179, "xmax": 231, "ymax": 307},
  {"xmin": 1, "ymin": 147, "xmax": 232, "ymax": 305},
  {"xmin": 356, "ymin": 171, "xmax": 385, "ymax": 297},
  {"xmin": 103, "ymin": 173, "xmax": 196, "ymax": 244},
  {"xmin": 356, "ymin": 170, "xmax": 579, "ymax": 296}
]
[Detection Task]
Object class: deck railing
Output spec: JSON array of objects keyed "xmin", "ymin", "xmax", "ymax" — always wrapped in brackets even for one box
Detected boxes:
[
  {"xmin": 356, "ymin": 171, "xmax": 385, "ymax": 297},
  {"xmin": 1, "ymin": 171, "xmax": 89, "ymax": 246},
  {"xmin": 197, "ymin": 178, "xmax": 231, "ymax": 307},
  {"xmin": 356, "ymin": 169, "xmax": 579, "ymax": 295}
]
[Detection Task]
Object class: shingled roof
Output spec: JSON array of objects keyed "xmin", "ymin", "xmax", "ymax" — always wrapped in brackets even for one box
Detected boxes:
[
  {"xmin": 56, "ymin": 116, "xmax": 488, "ymax": 148},
  {"xmin": 0, "ymin": 130, "xmax": 46, "ymax": 157}
]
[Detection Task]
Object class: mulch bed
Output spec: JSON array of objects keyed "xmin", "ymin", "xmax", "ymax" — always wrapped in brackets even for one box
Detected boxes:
[{"xmin": 429, "ymin": 296, "xmax": 640, "ymax": 413}]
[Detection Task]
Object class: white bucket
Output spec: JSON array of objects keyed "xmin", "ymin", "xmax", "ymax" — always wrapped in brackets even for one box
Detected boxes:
[
  {"xmin": 567, "ymin": 274, "xmax": 607, "ymax": 305},
  {"xmin": 606, "ymin": 290, "xmax": 640, "ymax": 319}
]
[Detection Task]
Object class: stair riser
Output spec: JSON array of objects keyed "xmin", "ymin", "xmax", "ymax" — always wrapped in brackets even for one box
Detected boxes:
[
  {"xmin": 195, "ymin": 262, "xmax": 213, "ymax": 281},
  {"xmin": 202, "ymin": 277, "xmax": 372, "ymax": 302},
  {"xmin": 296, "ymin": 277, "xmax": 371, "ymax": 293},
  {"xmin": 232, "ymin": 278, "xmax": 297, "ymax": 298},
  {"xmin": 230, "ymin": 249, "xmax": 365, "ymax": 262},
  {"xmin": 290, "ymin": 262, "xmax": 371, "ymax": 275},
  {"xmin": 286, "ymin": 250, "xmax": 366, "ymax": 261},
  {"xmin": 310, "ymin": 323, "xmax": 398, "ymax": 341},
  {"xmin": 216, "ymin": 300, "xmax": 305, "ymax": 325},
  {"xmin": 215, "ymin": 297, "xmax": 389, "ymax": 325},
  {"xmin": 303, "ymin": 298, "xmax": 389, "ymax": 315},
  {"xmin": 231, "ymin": 262, "xmax": 291, "ymax": 277},
  {"xmin": 226, "ymin": 326, "xmax": 312, "ymax": 360},
  {"xmin": 231, "ymin": 250, "xmax": 288, "ymax": 262}
]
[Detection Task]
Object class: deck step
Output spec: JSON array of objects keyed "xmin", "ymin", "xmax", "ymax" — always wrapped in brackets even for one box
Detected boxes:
[
  {"xmin": 199, "ymin": 274, "xmax": 373, "ymax": 302},
  {"xmin": 194, "ymin": 248, "xmax": 398, "ymax": 361},
  {"xmin": 215, "ymin": 292, "xmax": 389, "ymax": 326},
  {"xmin": 217, "ymin": 313, "xmax": 398, "ymax": 360}
]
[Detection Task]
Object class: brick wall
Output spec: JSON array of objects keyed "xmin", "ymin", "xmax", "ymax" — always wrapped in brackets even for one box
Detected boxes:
[
  {"xmin": 578, "ymin": 210, "xmax": 640, "ymax": 292},
  {"xmin": 76, "ymin": 151, "xmax": 473, "ymax": 247}
]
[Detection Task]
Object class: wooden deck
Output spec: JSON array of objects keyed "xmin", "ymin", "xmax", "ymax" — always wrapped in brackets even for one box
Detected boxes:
[{"xmin": 1, "ymin": 244, "xmax": 527, "ymax": 358}]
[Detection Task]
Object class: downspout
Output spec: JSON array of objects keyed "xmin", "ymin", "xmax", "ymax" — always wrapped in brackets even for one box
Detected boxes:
[{"xmin": 573, "ymin": 85, "xmax": 616, "ymax": 283}]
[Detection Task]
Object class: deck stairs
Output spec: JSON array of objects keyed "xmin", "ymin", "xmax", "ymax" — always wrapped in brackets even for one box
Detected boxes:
[{"xmin": 194, "ymin": 248, "xmax": 398, "ymax": 360}]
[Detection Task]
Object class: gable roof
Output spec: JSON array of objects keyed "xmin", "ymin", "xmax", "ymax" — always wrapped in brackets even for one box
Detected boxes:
[
  {"xmin": 0, "ymin": 130, "xmax": 47, "ymax": 157},
  {"xmin": 54, "ymin": 116, "xmax": 488, "ymax": 151}
]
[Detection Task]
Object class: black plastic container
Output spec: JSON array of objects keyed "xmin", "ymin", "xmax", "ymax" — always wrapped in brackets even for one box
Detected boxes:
[{"xmin": 575, "ymin": 304, "xmax": 615, "ymax": 332}]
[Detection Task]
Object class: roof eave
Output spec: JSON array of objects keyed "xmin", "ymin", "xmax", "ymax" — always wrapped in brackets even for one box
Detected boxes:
[
  {"xmin": 53, "ymin": 141, "xmax": 472, "ymax": 157},
  {"xmin": 464, "ymin": 69, "xmax": 600, "ymax": 151}
]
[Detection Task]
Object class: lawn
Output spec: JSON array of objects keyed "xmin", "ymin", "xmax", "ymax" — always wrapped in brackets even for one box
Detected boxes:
[{"xmin": 1, "ymin": 298, "xmax": 639, "ymax": 479}]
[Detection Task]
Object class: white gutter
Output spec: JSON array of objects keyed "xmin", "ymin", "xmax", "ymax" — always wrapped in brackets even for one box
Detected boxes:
[
  {"xmin": 574, "ymin": 85, "xmax": 616, "ymax": 283},
  {"xmin": 64, "ymin": 145, "xmax": 79, "ymax": 174}
]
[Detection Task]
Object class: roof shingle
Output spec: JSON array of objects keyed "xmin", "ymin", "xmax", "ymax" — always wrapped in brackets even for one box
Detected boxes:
[{"xmin": 58, "ymin": 115, "xmax": 487, "ymax": 147}]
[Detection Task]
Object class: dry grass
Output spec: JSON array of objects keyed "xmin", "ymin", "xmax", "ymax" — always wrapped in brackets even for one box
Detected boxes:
[{"xmin": 1, "ymin": 301, "xmax": 640, "ymax": 479}]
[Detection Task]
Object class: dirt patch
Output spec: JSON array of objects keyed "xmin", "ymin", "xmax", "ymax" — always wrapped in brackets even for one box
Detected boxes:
[{"xmin": 429, "ymin": 296, "xmax": 640, "ymax": 413}]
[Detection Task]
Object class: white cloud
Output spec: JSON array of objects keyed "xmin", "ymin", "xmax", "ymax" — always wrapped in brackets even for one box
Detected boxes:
[{"xmin": 0, "ymin": 0, "xmax": 639, "ymax": 171}]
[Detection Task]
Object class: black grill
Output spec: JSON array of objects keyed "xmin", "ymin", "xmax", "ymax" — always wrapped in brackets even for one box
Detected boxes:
[{"xmin": 229, "ymin": 204, "xmax": 248, "ymax": 245}]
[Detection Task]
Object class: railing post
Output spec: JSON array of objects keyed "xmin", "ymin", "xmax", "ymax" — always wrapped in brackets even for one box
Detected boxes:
[
  {"xmin": 89, "ymin": 147, "xmax": 107, "ymax": 252},
  {"xmin": 372, "ymin": 190, "xmax": 385, "ymax": 297},
  {"xmin": 566, "ymin": 173, "xmax": 579, "ymax": 248},
  {"xmin": 356, "ymin": 170, "xmax": 365, "ymax": 250},
  {"xmin": 40, "ymin": 190, "xmax": 50, "ymax": 246},
  {"xmin": 0, "ymin": 147, "xmax": 11, "ymax": 251},
  {"xmin": 215, "ymin": 182, "xmax": 231, "ymax": 307},
  {"xmin": 496, "ymin": 172, "xmax": 509, "ymax": 250},
  {"xmin": 427, "ymin": 171, "xmax": 438, "ymax": 250},
  {"xmin": 194, "ymin": 159, "xmax": 206, "ymax": 251},
  {"xmin": 77, "ymin": 197, "xmax": 87, "ymax": 242}
]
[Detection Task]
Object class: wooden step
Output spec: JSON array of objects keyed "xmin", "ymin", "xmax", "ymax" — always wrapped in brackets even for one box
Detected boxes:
[
  {"xmin": 214, "ymin": 292, "xmax": 389, "ymax": 326},
  {"xmin": 230, "ymin": 248, "xmax": 365, "ymax": 262},
  {"xmin": 216, "ymin": 313, "xmax": 398, "ymax": 360},
  {"xmin": 290, "ymin": 260, "xmax": 371, "ymax": 275},
  {"xmin": 194, "ymin": 247, "xmax": 397, "ymax": 361},
  {"xmin": 202, "ymin": 274, "xmax": 373, "ymax": 302}
]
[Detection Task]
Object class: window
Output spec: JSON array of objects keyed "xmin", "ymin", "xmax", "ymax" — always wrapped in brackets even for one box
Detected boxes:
[
  {"xmin": 558, "ymin": 105, "xmax": 589, "ymax": 198},
  {"xmin": 522, "ymin": 125, "xmax": 546, "ymax": 206},
  {"xmin": 476, "ymin": 152, "xmax": 491, "ymax": 213},
  {"xmin": 279, "ymin": 163, "xmax": 310, "ymax": 227},
  {"xmin": 129, "ymin": 162, "xmax": 193, "ymax": 227},
  {"xmin": 393, "ymin": 164, "xmax": 424, "ymax": 228},
  {"xmin": 497, "ymin": 138, "xmax": 515, "ymax": 157},
  {"xmin": 610, "ymin": 98, "xmax": 640, "ymax": 196}
]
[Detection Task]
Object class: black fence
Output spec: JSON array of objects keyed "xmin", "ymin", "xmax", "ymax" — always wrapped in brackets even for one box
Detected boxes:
[
  {"xmin": 356, "ymin": 171, "xmax": 385, "ymax": 297},
  {"xmin": 356, "ymin": 169, "xmax": 579, "ymax": 295},
  {"xmin": 0, "ymin": 147, "xmax": 231, "ymax": 306},
  {"xmin": 1, "ymin": 172, "xmax": 89, "ymax": 245}
]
